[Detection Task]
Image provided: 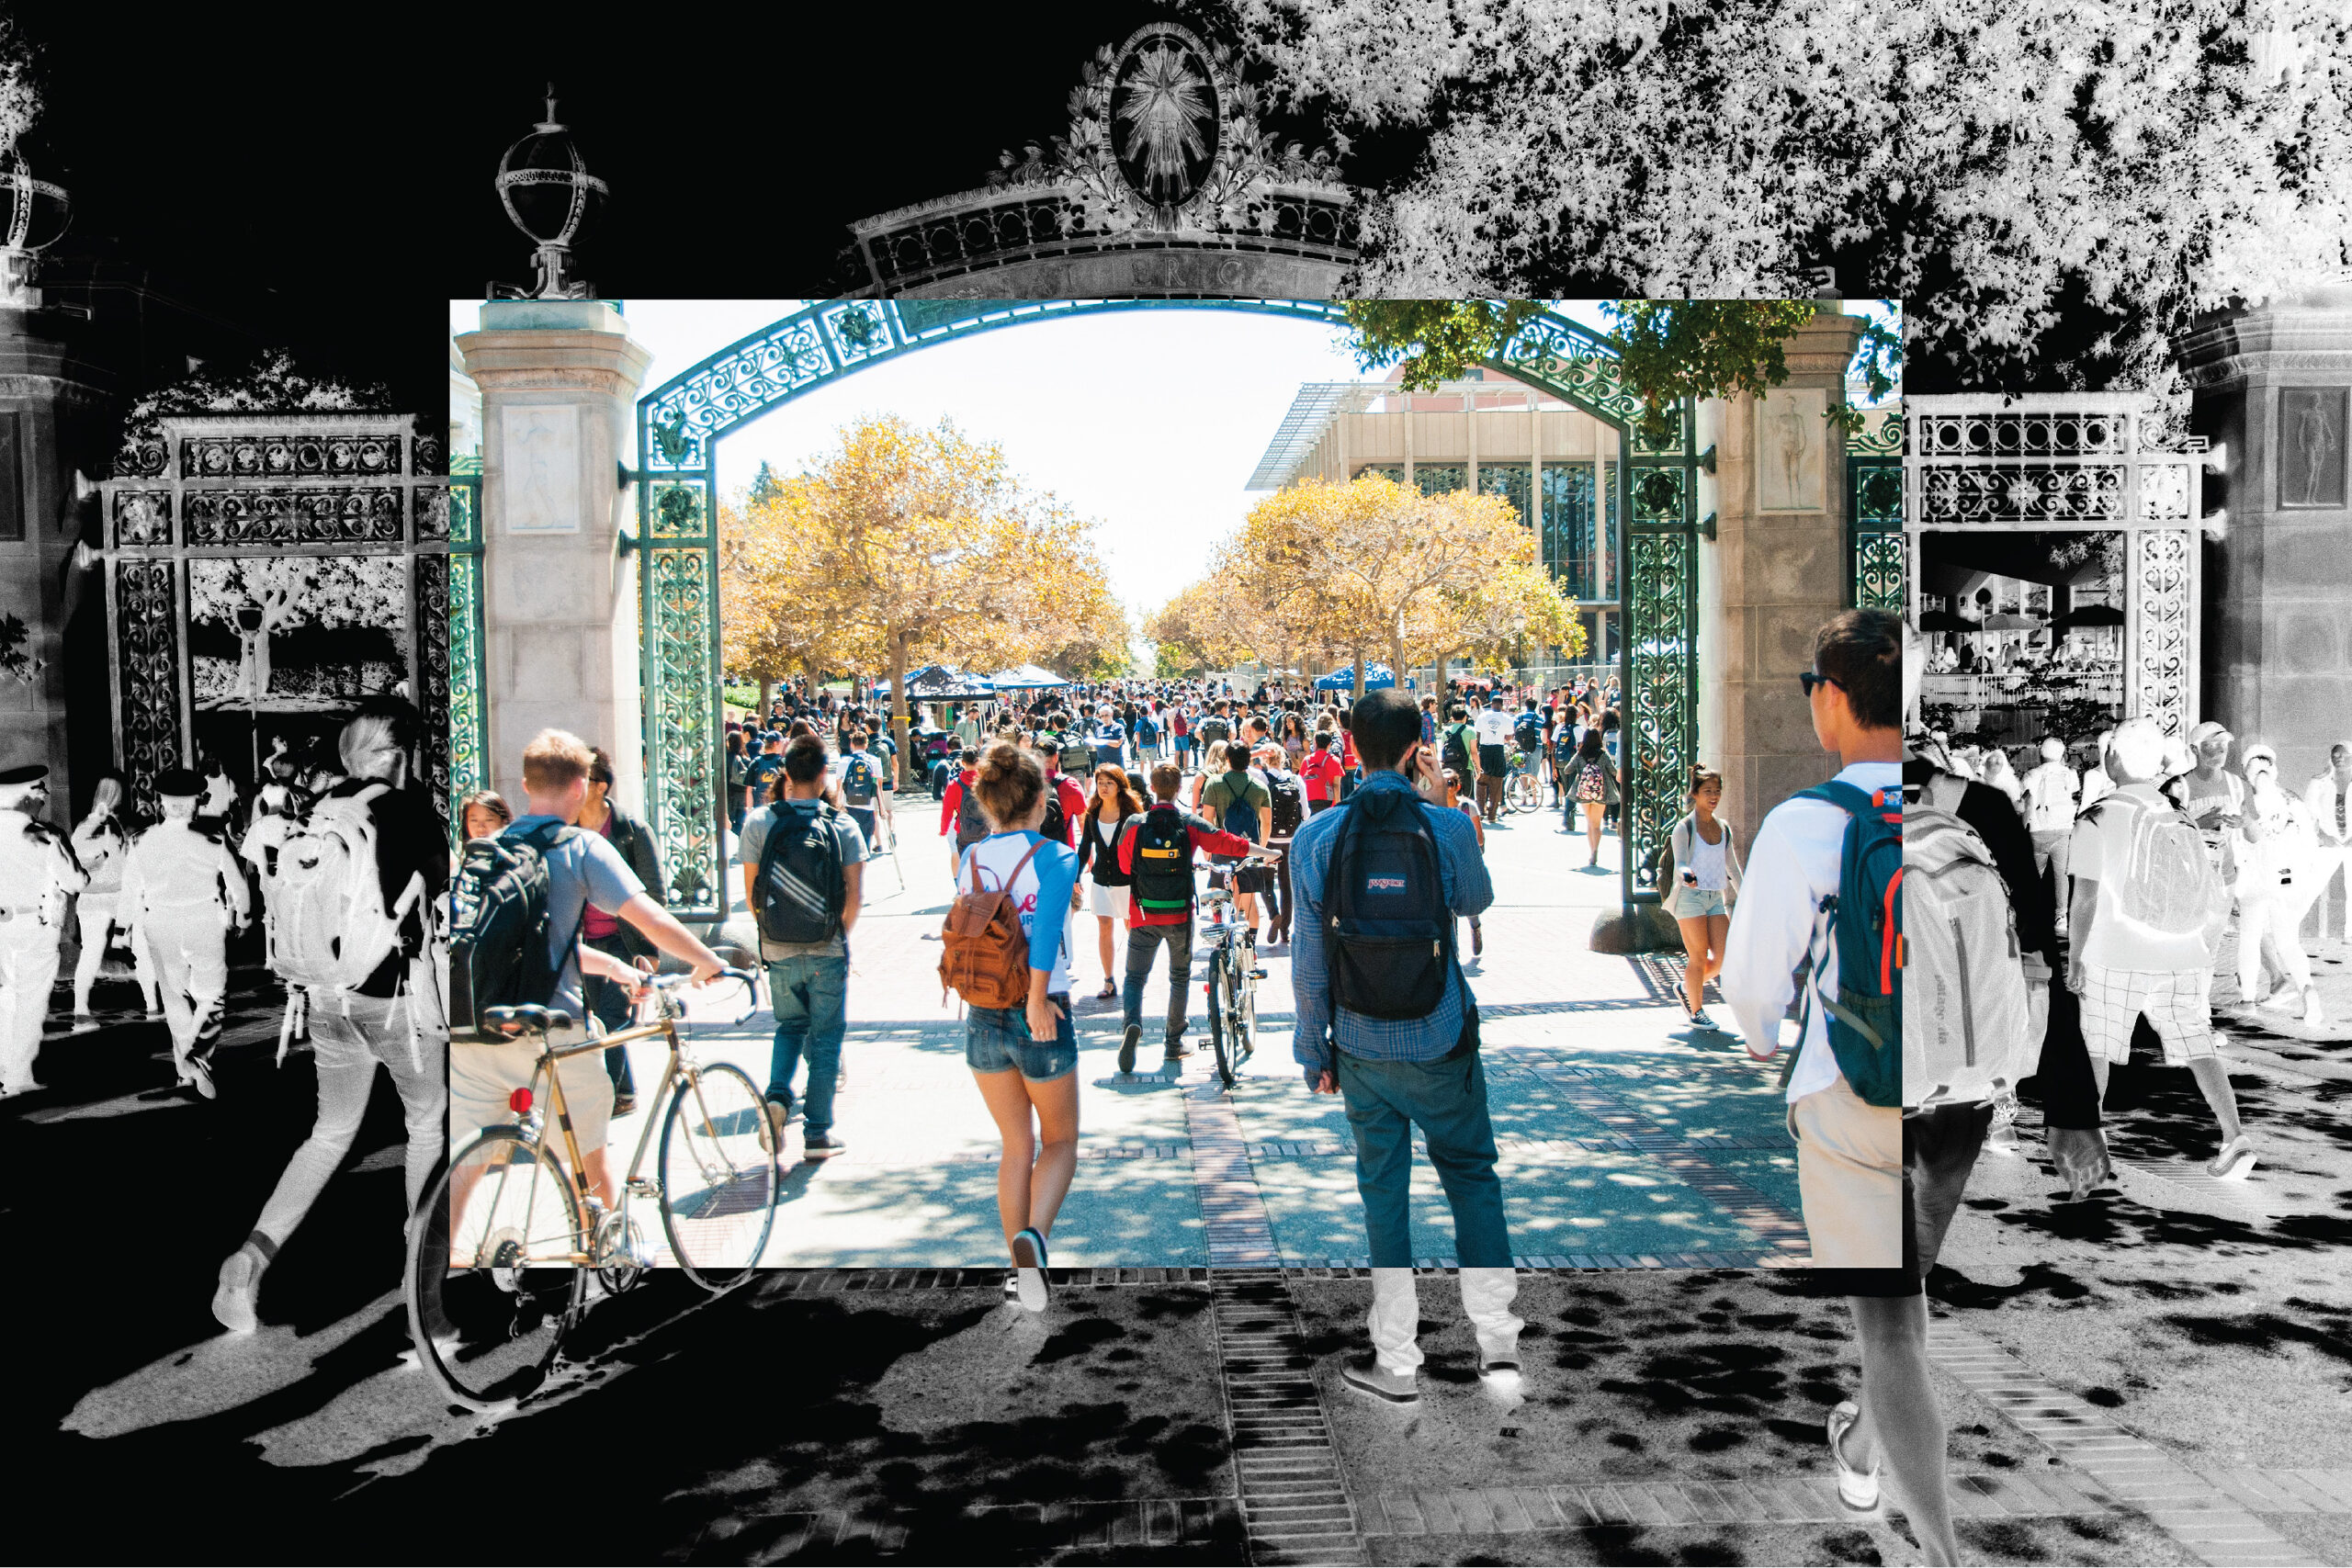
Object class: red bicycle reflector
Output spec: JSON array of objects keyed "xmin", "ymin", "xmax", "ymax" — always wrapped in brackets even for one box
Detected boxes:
[{"xmin": 509, "ymin": 1087, "xmax": 533, "ymax": 1114}]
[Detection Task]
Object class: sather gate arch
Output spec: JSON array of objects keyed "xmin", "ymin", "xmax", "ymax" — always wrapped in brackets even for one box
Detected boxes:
[{"xmin": 627, "ymin": 298, "xmax": 1705, "ymax": 924}]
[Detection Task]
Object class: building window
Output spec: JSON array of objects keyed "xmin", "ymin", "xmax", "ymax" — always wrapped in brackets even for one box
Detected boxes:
[{"xmin": 1539, "ymin": 461, "xmax": 1615, "ymax": 603}]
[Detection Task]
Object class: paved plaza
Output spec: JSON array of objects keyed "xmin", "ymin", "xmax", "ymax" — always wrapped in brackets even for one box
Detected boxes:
[
  {"xmin": 11, "ymin": 795, "xmax": 2352, "ymax": 1563},
  {"xmin": 658, "ymin": 792, "xmax": 1806, "ymax": 1271}
]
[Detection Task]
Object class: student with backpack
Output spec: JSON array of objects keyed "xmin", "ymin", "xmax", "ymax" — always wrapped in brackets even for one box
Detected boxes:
[
  {"xmin": 2068, "ymin": 716, "xmax": 2255, "ymax": 1179},
  {"xmin": 1077, "ymin": 764, "xmax": 1144, "ymax": 999},
  {"xmin": 1257, "ymin": 741, "xmax": 1306, "ymax": 948},
  {"xmin": 213, "ymin": 698, "xmax": 448, "ymax": 1333},
  {"xmin": 938, "ymin": 747, "xmax": 987, "ymax": 878},
  {"xmin": 939, "ymin": 742, "xmax": 1086, "ymax": 1312},
  {"xmin": 1565, "ymin": 726, "xmax": 1617, "ymax": 864},
  {"xmin": 1201, "ymin": 743, "xmax": 1274, "ymax": 942},
  {"xmin": 447, "ymin": 728, "xmax": 725, "ymax": 1215},
  {"xmin": 741, "ymin": 734, "xmax": 867, "ymax": 1158},
  {"xmin": 1717, "ymin": 608, "xmax": 1961, "ymax": 1567},
  {"xmin": 836, "ymin": 728, "xmax": 889, "ymax": 856},
  {"xmin": 1114, "ymin": 760, "xmax": 1256, "ymax": 1073},
  {"xmin": 118, "ymin": 767, "xmax": 250, "ymax": 1100},
  {"xmin": 1286, "ymin": 688, "xmax": 1514, "ymax": 1407}
]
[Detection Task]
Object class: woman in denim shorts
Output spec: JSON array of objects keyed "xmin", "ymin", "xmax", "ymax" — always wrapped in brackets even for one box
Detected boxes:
[
  {"xmin": 957, "ymin": 742, "xmax": 1085, "ymax": 1311},
  {"xmin": 1666, "ymin": 766, "xmax": 1742, "ymax": 1032}
]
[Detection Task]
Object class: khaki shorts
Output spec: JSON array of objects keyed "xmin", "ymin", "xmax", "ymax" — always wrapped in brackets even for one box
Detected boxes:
[
  {"xmin": 448, "ymin": 1025, "xmax": 612, "ymax": 1160},
  {"xmin": 1789, "ymin": 1071, "xmax": 1903, "ymax": 1272}
]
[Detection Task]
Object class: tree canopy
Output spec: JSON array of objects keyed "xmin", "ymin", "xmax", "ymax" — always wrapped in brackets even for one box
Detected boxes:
[{"xmin": 1245, "ymin": 0, "xmax": 2346, "ymax": 409}]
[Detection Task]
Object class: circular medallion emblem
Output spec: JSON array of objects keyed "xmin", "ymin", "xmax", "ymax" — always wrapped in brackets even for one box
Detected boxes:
[{"xmin": 1107, "ymin": 24, "xmax": 1220, "ymax": 214}]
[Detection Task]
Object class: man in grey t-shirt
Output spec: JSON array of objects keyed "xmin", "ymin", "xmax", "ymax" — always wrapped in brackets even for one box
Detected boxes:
[
  {"xmin": 740, "ymin": 734, "xmax": 867, "ymax": 1157},
  {"xmin": 449, "ymin": 729, "xmax": 724, "ymax": 1212}
]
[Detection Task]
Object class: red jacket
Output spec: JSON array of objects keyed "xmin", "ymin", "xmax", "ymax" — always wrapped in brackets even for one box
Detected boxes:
[
  {"xmin": 937, "ymin": 769, "xmax": 978, "ymax": 837},
  {"xmin": 1117, "ymin": 807, "xmax": 1251, "ymax": 926}
]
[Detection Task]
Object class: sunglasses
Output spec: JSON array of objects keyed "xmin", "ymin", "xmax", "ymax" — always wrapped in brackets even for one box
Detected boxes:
[{"xmin": 1798, "ymin": 671, "xmax": 1845, "ymax": 698}]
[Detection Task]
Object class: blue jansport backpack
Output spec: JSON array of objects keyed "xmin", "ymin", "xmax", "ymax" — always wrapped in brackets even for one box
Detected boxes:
[
  {"xmin": 1788, "ymin": 780, "xmax": 1903, "ymax": 1108},
  {"xmin": 841, "ymin": 751, "xmax": 879, "ymax": 806}
]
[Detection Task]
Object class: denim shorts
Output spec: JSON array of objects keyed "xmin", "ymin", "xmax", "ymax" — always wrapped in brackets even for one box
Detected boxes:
[{"xmin": 965, "ymin": 998, "xmax": 1078, "ymax": 1081}]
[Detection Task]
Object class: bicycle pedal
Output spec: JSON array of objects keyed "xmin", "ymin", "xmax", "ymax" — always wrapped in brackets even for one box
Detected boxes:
[{"xmin": 1250, "ymin": 967, "xmax": 1268, "ymax": 979}]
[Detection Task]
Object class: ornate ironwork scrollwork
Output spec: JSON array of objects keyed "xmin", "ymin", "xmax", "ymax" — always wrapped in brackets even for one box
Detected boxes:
[
  {"xmin": 1856, "ymin": 532, "xmax": 1906, "ymax": 611},
  {"xmin": 114, "ymin": 558, "xmax": 181, "ymax": 821},
  {"xmin": 1625, "ymin": 531, "xmax": 1694, "ymax": 896},
  {"xmin": 1917, "ymin": 463, "xmax": 2125, "ymax": 525},
  {"xmin": 1912, "ymin": 411, "xmax": 2131, "ymax": 458},
  {"xmin": 448, "ymin": 553, "xmax": 488, "ymax": 820},
  {"xmin": 183, "ymin": 488, "xmax": 404, "ymax": 547},
  {"xmin": 113, "ymin": 490, "xmax": 171, "ymax": 547},
  {"xmin": 414, "ymin": 554, "xmax": 453, "ymax": 838},
  {"xmin": 180, "ymin": 433, "xmax": 402, "ymax": 479},
  {"xmin": 647, "ymin": 547, "xmax": 718, "ymax": 910},
  {"xmin": 2131, "ymin": 529, "xmax": 2193, "ymax": 737}
]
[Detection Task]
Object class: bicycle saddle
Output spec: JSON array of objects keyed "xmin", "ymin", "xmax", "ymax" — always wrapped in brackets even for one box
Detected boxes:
[{"xmin": 481, "ymin": 1004, "xmax": 573, "ymax": 1032}]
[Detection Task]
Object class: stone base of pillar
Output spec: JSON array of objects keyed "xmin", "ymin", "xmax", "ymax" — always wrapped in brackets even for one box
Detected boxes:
[{"xmin": 1588, "ymin": 904, "xmax": 1685, "ymax": 954}]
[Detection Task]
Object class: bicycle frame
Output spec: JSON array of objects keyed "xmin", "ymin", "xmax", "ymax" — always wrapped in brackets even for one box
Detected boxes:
[{"xmin": 462, "ymin": 977, "xmax": 753, "ymax": 1269}]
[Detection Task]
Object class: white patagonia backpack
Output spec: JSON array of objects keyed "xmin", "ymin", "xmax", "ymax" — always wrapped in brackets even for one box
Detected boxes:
[
  {"xmin": 261, "ymin": 784, "xmax": 424, "ymax": 993},
  {"xmin": 1901, "ymin": 772, "xmax": 2031, "ymax": 1110}
]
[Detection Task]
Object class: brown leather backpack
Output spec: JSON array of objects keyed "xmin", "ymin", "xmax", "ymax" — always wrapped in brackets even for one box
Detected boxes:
[{"xmin": 939, "ymin": 840, "xmax": 1043, "ymax": 1010}]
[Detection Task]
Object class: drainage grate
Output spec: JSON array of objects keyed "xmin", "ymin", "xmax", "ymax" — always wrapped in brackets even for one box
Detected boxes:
[{"xmin": 1206, "ymin": 1269, "xmax": 1366, "ymax": 1566}]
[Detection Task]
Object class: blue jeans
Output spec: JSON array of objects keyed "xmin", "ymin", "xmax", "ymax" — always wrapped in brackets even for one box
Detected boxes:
[
  {"xmin": 766, "ymin": 953, "xmax": 848, "ymax": 1135},
  {"xmin": 1337, "ymin": 1049, "xmax": 1512, "ymax": 1267}
]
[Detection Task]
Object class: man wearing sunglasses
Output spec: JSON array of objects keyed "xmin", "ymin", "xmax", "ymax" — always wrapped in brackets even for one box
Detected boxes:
[{"xmin": 1721, "ymin": 609, "xmax": 1963, "ymax": 1565}]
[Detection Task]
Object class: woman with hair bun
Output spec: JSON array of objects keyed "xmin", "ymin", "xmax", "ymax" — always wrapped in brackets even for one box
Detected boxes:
[
  {"xmin": 956, "ymin": 740, "xmax": 1085, "ymax": 1313},
  {"xmin": 1666, "ymin": 765, "xmax": 1742, "ymax": 1031}
]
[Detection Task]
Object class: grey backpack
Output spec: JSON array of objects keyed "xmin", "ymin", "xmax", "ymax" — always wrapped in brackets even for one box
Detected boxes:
[{"xmin": 1900, "ymin": 773, "xmax": 2030, "ymax": 1110}]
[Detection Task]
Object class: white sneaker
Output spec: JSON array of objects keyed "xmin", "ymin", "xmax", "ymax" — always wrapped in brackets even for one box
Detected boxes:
[
  {"xmin": 2302, "ymin": 987, "xmax": 2326, "ymax": 1027},
  {"xmin": 212, "ymin": 1251, "xmax": 260, "ymax": 1333},
  {"xmin": 1827, "ymin": 1401, "xmax": 1882, "ymax": 1512},
  {"xmin": 2258, "ymin": 985, "xmax": 2302, "ymax": 1013}
]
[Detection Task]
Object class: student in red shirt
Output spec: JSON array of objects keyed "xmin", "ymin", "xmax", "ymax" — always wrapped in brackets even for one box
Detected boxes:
[
  {"xmin": 1300, "ymin": 729, "xmax": 1343, "ymax": 814},
  {"xmin": 937, "ymin": 748, "xmax": 987, "ymax": 878},
  {"xmin": 1114, "ymin": 760, "xmax": 1253, "ymax": 1074}
]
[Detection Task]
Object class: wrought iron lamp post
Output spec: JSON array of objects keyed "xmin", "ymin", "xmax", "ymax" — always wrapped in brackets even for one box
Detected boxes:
[
  {"xmin": 0, "ymin": 151, "xmax": 69, "ymax": 310},
  {"xmin": 491, "ymin": 87, "xmax": 606, "ymax": 300}
]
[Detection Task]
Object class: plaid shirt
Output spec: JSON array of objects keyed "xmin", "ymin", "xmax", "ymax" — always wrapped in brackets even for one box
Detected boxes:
[{"xmin": 1287, "ymin": 770, "xmax": 1493, "ymax": 1081}]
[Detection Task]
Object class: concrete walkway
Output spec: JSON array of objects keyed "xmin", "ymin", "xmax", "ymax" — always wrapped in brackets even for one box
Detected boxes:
[{"xmin": 645, "ymin": 787, "xmax": 1808, "ymax": 1271}]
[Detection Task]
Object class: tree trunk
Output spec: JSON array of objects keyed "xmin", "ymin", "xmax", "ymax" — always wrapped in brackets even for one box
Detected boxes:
[
  {"xmin": 1351, "ymin": 641, "xmax": 1365, "ymax": 704},
  {"xmin": 757, "ymin": 676, "xmax": 775, "ymax": 721},
  {"xmin": 888, "ymin": 633, "xmax": 910, "ymax": 790},
  {"xmin": 1389, "ymin": 620, "xmax": 1406, "ymax": 700}
]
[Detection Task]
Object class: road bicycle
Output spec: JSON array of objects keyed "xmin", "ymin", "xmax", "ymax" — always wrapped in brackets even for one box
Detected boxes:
[
  {"xmin": 404, "ymin": 966, "xmax": 770, "ymax": 1411},
  {"xmin": 1200, "ymin": 849, "xmax": 1279, "ymax": 1090},
  {"xmin": 1505, "ymin": 747, "xmax": 1543, "ymax": 813}
]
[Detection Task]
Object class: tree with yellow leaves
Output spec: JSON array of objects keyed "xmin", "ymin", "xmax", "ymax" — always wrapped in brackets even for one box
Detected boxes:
[{"xmin": 718, "ymin": 414, "xmax": 1131, "ymax": 781}]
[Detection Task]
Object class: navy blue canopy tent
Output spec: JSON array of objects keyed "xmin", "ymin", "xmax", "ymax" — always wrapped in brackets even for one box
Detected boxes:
[{"xmin": 1314, "ymin": 663, "xmax": 1396, "ymax": 692}]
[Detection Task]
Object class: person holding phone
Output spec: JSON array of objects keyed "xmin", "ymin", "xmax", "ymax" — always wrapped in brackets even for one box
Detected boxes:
[{"xmin": 1665, "ymin": 765, "xmax": 1741, "ymax": 1030}]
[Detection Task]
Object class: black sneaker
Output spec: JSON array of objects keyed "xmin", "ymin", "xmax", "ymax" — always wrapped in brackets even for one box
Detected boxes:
[
  {"xmin": 1118, "ymin": 1023, "xmax": 1140, "ymax": 1075},
  {"xmin": 610, "ymin": 1094, "xmax": 637, "ymax": 1118},
  {"xmin": 1165, "ymin": 1037, "xmax": 1193, "ymax": 1058},
  {"xmin": 802, "ymin": 1131, "xmax": 845, "ymax": 1159}
]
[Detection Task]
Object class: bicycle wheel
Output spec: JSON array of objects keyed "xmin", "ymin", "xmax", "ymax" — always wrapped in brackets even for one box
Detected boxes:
[
  {"xmin": 405, "ymin": 1129, "xmax": 586, "ymax": 1411},
  {"xmin": 1509, "ymin": 773, "xmax": 1539, "ymax": 813},
  {"xmin": 659, "ymin": 1060, "xmax": 778, "ymax": 1290},
  {"xmin": 1205, "ymin": 954, "xmax": 1235, "ymax": 1089}
]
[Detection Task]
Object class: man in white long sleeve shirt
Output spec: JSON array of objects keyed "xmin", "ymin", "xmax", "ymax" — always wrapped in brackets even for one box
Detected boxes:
[{"xmin": 1718, "ymin": 607, "xmax": 1960, "ymax": 1568}]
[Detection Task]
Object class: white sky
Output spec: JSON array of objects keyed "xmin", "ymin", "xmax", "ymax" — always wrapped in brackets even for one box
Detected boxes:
[{"xmin": 447, "ymin": 298, "xmax": 1897, "ymax": 628}]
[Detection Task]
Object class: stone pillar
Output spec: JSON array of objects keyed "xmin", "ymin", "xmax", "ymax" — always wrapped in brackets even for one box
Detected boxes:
[
  {"xmin": 0, "ymin": 307, "xmax": 109, "ymax": 816},
  {"xmin": 1697, "ymin": 307, "xmax": 1868, "ymax": 838},
  {"xmin": 2177, "ymin": 290, "xmax": 2352, "ymax": 780},
  {"xmin": 454, "ymin": 300, "xmax": 654, "ymax": 819}
]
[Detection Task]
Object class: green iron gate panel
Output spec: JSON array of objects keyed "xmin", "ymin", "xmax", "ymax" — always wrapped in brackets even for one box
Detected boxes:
[
  {"xmin": 1846, "ymin": 405, "xmax": 1904, "ymax": 610},
  {"xmin": 639, "ymin": 298, "xmax": 1690, "ymax": 921},
  {"xmin": 1620, "ymin": 403, "xmax": 1700, "ymax": 908},
  {"xmin": 448, "ymin": 451, "xmax": 488, "ymax": 825}
]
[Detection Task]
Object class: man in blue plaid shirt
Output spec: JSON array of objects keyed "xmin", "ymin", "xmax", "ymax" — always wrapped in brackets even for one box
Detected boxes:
[{"xmin": 1288, "ymin": 687, "xmax": 1521, "ymax": 1404}]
